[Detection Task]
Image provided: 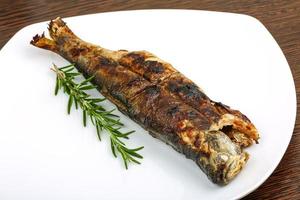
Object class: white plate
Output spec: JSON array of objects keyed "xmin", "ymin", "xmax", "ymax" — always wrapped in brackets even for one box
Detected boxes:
[{"xmin": 0, "ymin": 10, "xmax": 296, "ymax": 200}]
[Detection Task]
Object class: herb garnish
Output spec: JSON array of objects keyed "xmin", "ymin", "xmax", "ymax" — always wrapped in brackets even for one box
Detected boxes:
[{"xmin": 51, "ymin": 64, "xmax": 143, "ymax": 169}]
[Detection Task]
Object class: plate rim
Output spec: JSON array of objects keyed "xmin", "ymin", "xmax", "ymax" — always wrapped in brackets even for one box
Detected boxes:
[{"xmin": 0, "ymin": 9, "xmax": 297, "ymax": 200}]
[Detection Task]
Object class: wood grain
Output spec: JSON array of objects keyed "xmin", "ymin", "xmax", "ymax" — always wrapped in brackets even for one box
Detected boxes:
[{"xmin": 0, "ymin": 0, "xmax": 299, "ymax": 199}]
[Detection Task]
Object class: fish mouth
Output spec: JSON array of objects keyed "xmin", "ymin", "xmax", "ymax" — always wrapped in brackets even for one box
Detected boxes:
[
  {"xmin": 223, "ymin": 151, "xmax": 249, "ymax": 184},
  {"xmin": 204, "ymin": 130, "xmax": 250, "ymax": 185}
]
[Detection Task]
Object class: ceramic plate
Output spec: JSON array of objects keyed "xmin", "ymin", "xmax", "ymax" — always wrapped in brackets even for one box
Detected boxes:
[{"xmin": 0, "ymin": 10, "xmax": 296, "ymax": 200}]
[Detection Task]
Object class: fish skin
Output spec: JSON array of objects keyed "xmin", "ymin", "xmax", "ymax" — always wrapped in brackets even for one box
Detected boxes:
[{"xmin": 30, "ymin": 17, "xmax": 259, "ymax": 185}]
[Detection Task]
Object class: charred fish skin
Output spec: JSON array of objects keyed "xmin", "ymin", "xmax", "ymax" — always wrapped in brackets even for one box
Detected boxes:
[
  {"xmin": 31, "ymin": 17, "xmax": 259, "ymax": 185},
  {"xmin": 119, "ymin": 51, "xmax": 259, "ymax": 146}
]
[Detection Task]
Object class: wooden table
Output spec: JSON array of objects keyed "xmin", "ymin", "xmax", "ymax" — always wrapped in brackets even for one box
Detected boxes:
[{"xmin": 1, "ymin": 1, "xmax": 299, "ymax": 199}]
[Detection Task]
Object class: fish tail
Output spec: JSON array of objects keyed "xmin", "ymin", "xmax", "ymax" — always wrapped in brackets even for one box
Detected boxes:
[
  {"xmin": 48, "ymin": 17, "xmax": 75, "ymax": 41},
  {"xmin": 30, "ymin": 17, "xmax": 76, "ymax": 53},
  {"xmin": 30, "ymin": 32, "xmax": 58, "ymax": 52}
]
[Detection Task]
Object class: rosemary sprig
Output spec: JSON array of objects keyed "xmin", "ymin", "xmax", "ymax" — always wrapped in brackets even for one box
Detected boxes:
[{"xmin": 51, "ymin": 64, "xmax": 143, "ymax": 169}]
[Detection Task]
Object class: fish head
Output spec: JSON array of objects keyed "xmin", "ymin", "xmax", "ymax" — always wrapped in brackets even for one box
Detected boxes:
[{"xmin": 202, "ymin": 130, "xmax": 249, "ymax": 185}]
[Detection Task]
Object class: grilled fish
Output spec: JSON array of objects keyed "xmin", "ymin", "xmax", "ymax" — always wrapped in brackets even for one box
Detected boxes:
[{"xmin": 31, "ymin": 17, "xmax": 259, "ymax": 185}]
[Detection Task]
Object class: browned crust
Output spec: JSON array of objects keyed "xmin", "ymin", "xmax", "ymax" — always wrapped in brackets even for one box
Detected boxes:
[{"xmin": 119, "ymin": 50, "xmax": 259, "ymax": 145}]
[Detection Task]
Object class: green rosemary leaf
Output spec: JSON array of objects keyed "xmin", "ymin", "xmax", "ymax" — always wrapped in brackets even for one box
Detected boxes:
[
  {"xmin": 126, "ymin": 150, "xmax": 143, "ymax": 159},
  {"xmin": 110, "ymin": 139, "xmax": 117, "ymax": 158},
  {"xmin": 74, "ymin": 98, "xmax": 78, "ymax": 109},
  {"xmin": 104, "ymin": 117, "xmax": 123, "ymax": 126},
  {"xmin": 66, "ymin": 72, "xmax": 81, "ymax": 77},
  {"xmin": 58, "ymin": 63, "xmax": 74, "ymax": 70},
  {"xmin": 87, "ymin": 98, "xmax": 106, "ymax": 103},
  {"xmin": 130, "ymin": 158, "xmax": 141, "ymax": 165},
  {"xmin": 112, "ymin": 136, "xmax": 125, "ymax": 145},
  {"xmin": 90, "ymin": 114, "xmax": 95, "ymax": 125},
  {"xmin": 106, "ymin": 113, "xmax": 119, "ymax": 118},
  {"xmin": 67, "ymin": 95, "xmax": 73, "ymax": 114},
  {"xmin": 64, "ymin": 68, "xmax": 75, "ymax": 73},
  {"xmin": 122, "ymin": 130, "xmax": 135, "ymax": 137},
  {"xmin": 96, "ymin": 124, "xmax": 101, "ymax": 141},
  {"xmin": 54, "ymin": 77, "xmax": 59, "ymax": 95},
  {"xmin": 113, "ymin": 130, "xmax": 130, "ymax": 139},
  {"xmin": 78, "ymin": 75, "xmax": 94, "ymax": 86},
  {"xmin": 80, "ymin": 85, "xmax": 97, "ymax": 91},
  {"xmin": 129, "ymin": 146, "xmax": 144, "ymax": 152},
  {"xmin": 83, "ymin": 110, "xmax": 87, "ymax": 127},
  {"xmin": 118, "ymin": 146, "xmax": 128, "ymax": 169},
  {"xmin": 127, "ymin": 153, "xmax": 141, "ymax": 164}
]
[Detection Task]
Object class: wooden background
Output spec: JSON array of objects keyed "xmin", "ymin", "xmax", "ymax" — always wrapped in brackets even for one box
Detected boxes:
[{"xmin": 0, "ymin": 0, "xmax": 299, "ymax": 199}]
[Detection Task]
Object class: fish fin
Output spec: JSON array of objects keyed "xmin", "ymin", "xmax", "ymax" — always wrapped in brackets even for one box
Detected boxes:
[
  {"xmin": 30, "ymin": 32, "xmax": 58, "ymax": 52},
  {"xmin": 48, "ymin": 17, "xmax": 75, "ymax": 40}
]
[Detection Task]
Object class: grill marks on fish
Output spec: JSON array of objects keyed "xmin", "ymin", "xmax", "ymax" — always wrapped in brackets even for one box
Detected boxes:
[
  {"xmin": 95, "ymin": 66, "xmax": 151, "ymax": 110},
  {"xmin": 118, "ymin": 52, "xmax": 228, "ymax": 130},
  {"xmin": 98, "ymin": 56, "xmax": 118, "ymax": 67},
  {"xmin": 124, "ymin": 81, "xmax": 213, "ymax": 152},
  {"xmin": 119, "ymin": 51, "xmax": 176, "ymax": 83},
  {"xmin": 128, "ymin": 86, "xmax": 209, "ymax": 147},
  {"xmin": 119, "ymin": 51, "xmax": 253, "ymax": 138},
  {"xmin": 58, "ymin": 43, "xmax": 153, "ymax": 111},
  {"xmin": 119, "ymin": 53, "xmax": 226, "ymax": 124},
  {"xmin": 162, "ymin": 73, "xmax": 222, "ymax": 123},
  {"xmin": 144, "ymin": 60, "xmax": 165, "ymax": 73}
]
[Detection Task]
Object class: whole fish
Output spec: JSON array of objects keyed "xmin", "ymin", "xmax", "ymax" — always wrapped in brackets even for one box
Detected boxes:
[{"xmin": 31, "ymin": 17, "xmax": 259, "ymax": 185}]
